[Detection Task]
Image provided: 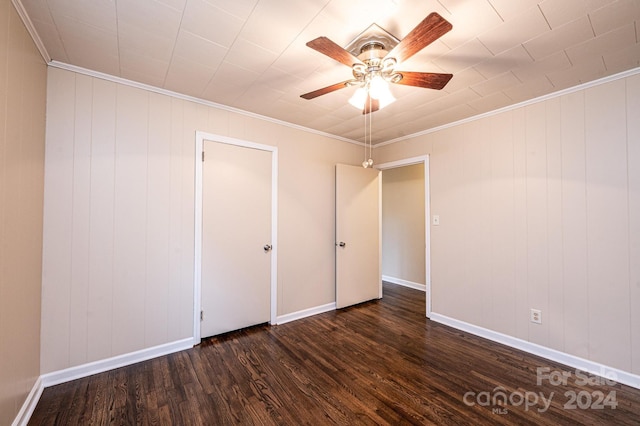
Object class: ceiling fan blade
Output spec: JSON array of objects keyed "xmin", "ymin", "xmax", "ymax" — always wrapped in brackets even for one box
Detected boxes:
[
  {"xmin": 363, "ymin": 93, "xmax": 380, "ymax": 115},
  {"xmin": 306, "ymin": 37, "xmax": 364, "ymax": 68},
  {"xmin": 300, "ymin": 80, "xmax": 353, "ymax": 100},
  {"xmin": 387, "ymin": 12, "xmax": 452, "ymax": 64},
  {"xmin": 393, "ymin": 71, "xmax": 453, "ymax": 90}
]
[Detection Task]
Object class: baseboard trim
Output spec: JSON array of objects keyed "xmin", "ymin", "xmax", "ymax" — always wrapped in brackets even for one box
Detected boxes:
[
  {"xmin": 430, "ymin": 313, "xmax": 640, "ymax": 390},
  {"xmin": 11, "ymin": 376, "xmax": 44, "ymax": 426},
  {"xmin": 276, "ymin": 302, "xmax": 336, "ymax": 325},
  {"xmin": 382, "ymin": 275, "xmax": 426, "ymax": 292},
  {"xmin": 40, "ymin": 338, "xmax": 193, "ymax": 388}
]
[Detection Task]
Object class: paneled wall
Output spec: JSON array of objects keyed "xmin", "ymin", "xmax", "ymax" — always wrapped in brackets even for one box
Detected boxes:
[
  {"xmin": 41, "ymin": 67, "xmax": 362, "ymax": 373},
  {"xmin": 381, "ymin": 164, "xmax": 426, "ymax": 285},
  {"xmin": 376, "ymin": 72, "xmax": 640, "ymax": 375},
  {"xmin": 0, "ymin": 1, "xmax": 47, "ymax": 423}
]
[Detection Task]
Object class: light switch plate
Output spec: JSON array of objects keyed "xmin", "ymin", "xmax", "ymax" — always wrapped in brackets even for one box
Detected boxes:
[{"xmin": 432, "ymin": 215, "xmax": 440, "ymax": 226}]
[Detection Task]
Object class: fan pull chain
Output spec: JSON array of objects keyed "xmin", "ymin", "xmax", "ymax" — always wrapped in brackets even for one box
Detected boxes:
[
  {"xmin": 362, "ymin": 91, "xmax": 374, "ymax": 168},
  {"xmin": 363, "ymin": 96, "xmax": 368, "ymax": 166},
  {"xmin": 368, "ymin": 98, "xmax": 373, "ymax": 166}
]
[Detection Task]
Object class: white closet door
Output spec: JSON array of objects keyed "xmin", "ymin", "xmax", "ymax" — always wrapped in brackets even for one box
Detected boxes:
[{"xmin": 201, "ymin": 141, "xmax": 272, "ymax": 337}]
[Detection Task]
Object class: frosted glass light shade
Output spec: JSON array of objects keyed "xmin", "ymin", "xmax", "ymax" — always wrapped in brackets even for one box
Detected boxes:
[
  {"xmin": 348, "ymin": 79, "xmax": 395, "ymax": 111},
  {"xmin": 349, "ymin": 87, "xmax": 367, "ymax": 109},
  {"xmin": 370, "ymin": 77, "xmax": 395, "ymax": 108}
]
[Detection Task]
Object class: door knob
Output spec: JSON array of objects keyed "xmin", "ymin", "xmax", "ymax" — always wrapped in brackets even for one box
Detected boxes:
[
  {"xmin": 337, "ymin": 242, "xmax": 346, "ymax": 247},
  {"xmin": 264, "ymin": 244, "xmax": 272, "ymax": 252}
]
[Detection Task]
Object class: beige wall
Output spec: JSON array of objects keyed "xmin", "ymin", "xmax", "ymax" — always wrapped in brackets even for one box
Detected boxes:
[
  {"xmin": 376, "ymin": 73, "xmax": 640, "ymax": 375},
  {"xmin": 0, "ymin": 1, "xmax": 47, "ymax": 423},
  {"xmin": 41, "ymin": 66, "xmax": 362, "ymax": 373},
  {"xmin": 381, "ymin": 164, "xmax": 425, "ymax": 285}
]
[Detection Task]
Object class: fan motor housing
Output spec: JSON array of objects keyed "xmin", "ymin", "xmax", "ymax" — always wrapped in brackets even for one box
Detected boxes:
[{"xmin": 357, "ymin": 42, "xmax": 388, "ymax": 68}]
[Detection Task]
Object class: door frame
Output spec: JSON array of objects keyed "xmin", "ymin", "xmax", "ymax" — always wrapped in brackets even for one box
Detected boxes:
[
  {"xmin": 375, "ymin": 155, "xmax": 432, "ymax": 318},
  {"xmin": 193, "ymin": 131, "xmax": 278, "ymax": 344}
]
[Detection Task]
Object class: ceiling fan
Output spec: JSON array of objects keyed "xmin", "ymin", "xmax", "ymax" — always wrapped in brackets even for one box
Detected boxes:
[{"xmin": 301, "ymin": 12, "xmax": 453, "ymax": 114}]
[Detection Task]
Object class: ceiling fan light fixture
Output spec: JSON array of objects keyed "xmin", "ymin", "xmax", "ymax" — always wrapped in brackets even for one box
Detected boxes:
[
  {"xmin": 349, "ymin": 77, "xmax": 396, "ymax": 111},
  {"xmin": 369, "ymin": 76, "xmax": 396, "ymax": 108},
  {"xmin": 389, "ymin": 72, "xmax": 403, "ymax": 83},
  {"xmin": 348, "ymin": 87, "xmax": 368, "ymax": 109},
  {"xmin": 301, "ymin": 12, "xmax": 453, "ymax": 111},
  {"xmin": 381, "ymin": 57, "xmax": 397, "ymax": 73},
  {"xmin": 378, "ymin": 88, "xmax": 396, "ymax": 109}
]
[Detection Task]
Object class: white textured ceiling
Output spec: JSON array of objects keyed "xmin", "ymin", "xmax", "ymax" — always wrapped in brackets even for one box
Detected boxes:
[{"xmin": 19, "ymin": 0, "xmax": 640, "ymax": 144}]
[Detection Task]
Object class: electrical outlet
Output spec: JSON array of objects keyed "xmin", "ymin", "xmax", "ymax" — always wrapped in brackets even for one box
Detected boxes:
[{"xmin": 530, "ymin": 309, "xmax": 542, "ymax": 324}]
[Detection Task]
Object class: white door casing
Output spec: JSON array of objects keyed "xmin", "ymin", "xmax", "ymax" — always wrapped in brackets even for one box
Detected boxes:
[{"xmin": 375, "ymin": 156, "xmax": 431, "ymax": 318}]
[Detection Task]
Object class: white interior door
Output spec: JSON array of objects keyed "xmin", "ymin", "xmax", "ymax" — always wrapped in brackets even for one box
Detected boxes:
[
  {"xmin": 201, "ymin": 140, "xmax": 272, "ymax": 337},
  {"xmin": 335, "ymin": 164, "xmax": 381, "ymax": 309}
]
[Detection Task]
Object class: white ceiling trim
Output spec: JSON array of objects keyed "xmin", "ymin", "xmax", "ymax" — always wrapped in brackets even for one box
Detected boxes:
[
  {"xmin": 12, "ymin": 0, "xmax": 51, "ymax": 63},
  {"xmin": 15, "ymin": 0, "xmax": 640, "ymax": 146},
  {"xmin": 376, "ymin": 66, "xmax": 640, "ymax": 148},
  {"xmin": 17, "ymin": 0, "xmax": 640, "ymax": 153},
  {"xmin": 47, "ymin": 60, "xmax": 364, "ymax": 147}
]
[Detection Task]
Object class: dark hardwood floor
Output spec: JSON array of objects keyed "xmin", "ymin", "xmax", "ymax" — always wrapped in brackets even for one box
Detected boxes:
[{"xmin": 30, "ymin": 283, "xmax": 640, "ymax": 425}]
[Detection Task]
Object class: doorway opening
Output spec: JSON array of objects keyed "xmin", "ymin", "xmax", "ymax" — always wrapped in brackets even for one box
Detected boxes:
[{"xmin": 375, "ymin": 156, "xmax": 431, "ymax": 318}]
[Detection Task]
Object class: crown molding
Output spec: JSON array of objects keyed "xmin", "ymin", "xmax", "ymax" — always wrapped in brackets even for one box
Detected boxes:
[
  {"xmin": 375, "ymin": 66, "xmax": 640, "ymax": 148},
  {"xmin": 48, "ymin": 61, "xmax": 364, "ymax": 147},
  {"xmin": 24, "ymin": 8, "xmax": 639, "ymax": 152},
  {"xmin": 13, "ymin": 0, "xmax": 360, "ymax": 147},
  {"xmin": 12, "ymin": 0, "xmax": 51, "ymax": 63}
]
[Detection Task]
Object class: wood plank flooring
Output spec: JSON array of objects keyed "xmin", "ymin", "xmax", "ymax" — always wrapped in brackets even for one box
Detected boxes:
[{"xmin": 30, "ymin": 283, "xmax": 640, "ymax": 425}]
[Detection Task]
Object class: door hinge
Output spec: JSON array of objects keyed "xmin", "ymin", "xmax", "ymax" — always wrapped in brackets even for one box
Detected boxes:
[
  {"xmin": 200, "ymin": 310, "xmax": 204, "ymax": 321},
  {"xmin": 202, "ymin": 151, "xmax": 205, "ymax": 162}
]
